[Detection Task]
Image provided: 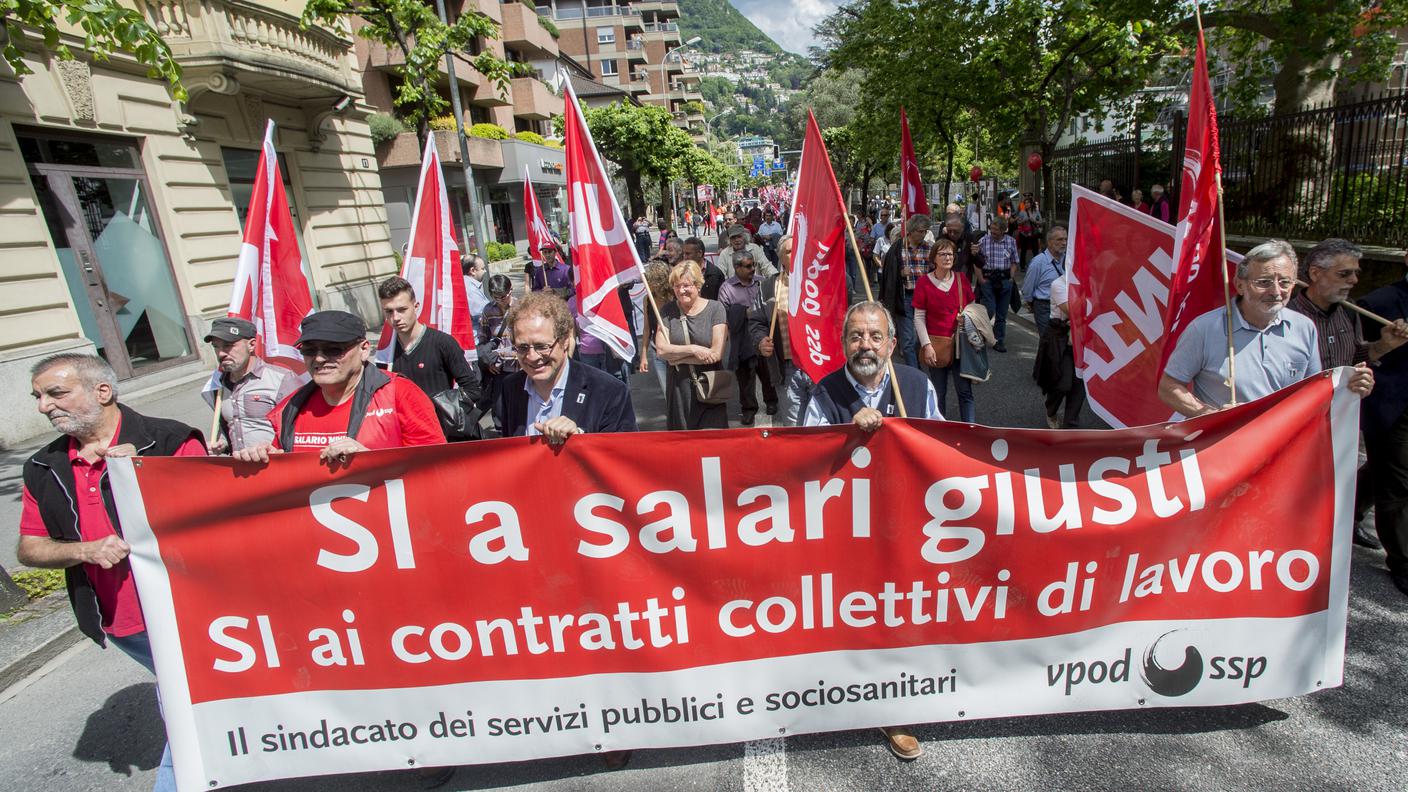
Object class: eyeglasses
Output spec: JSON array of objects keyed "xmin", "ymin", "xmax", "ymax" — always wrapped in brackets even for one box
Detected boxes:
[
  {"xmin": 511, "ymin": 339, "xmax": 561, "ymax": 357},
  {"xmin": 299, "ymin": 342, "xmax": 355, "ymax": 359},
  {"xmin": 933, "ymin": 251, "xmax": 956, "ymax": 258},
  {"xmin": 735, "ymin": 262, "xmax": 756, "ymax": 269},
  {"xmin": 846, "ymin": 331, "xmax": 889, "ymax": 345},
  {"xmin": 1247, "ymin": 277, "xmax": 1296, "ymax": 291}
]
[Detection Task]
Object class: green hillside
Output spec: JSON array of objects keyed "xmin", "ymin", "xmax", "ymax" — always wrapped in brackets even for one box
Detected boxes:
[{"xmin": 677, "ymin": 0, "xmax": 781, "ymax": 55}]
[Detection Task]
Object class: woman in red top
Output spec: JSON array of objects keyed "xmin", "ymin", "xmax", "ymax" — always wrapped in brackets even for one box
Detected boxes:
[{"xmin": 913, "ymin": 237, "xmax": 977, "ymax": 422}]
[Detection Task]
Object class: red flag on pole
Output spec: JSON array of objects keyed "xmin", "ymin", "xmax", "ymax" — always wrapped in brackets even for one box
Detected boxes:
[
  {"xmin": 899, "ymin": 107, "xmax": 931, "ymax": 217},
  {"xmin": 1160, "ymin": 28, "xmax": 1229, "ymax": 371},
  {"xmin": 785, "ymin": 110, "xmax": 849, "ymax": 383},
  {"xmin": 523, "ymin": 166, "xmax": 554, "ymax": 267},
  {"xmin": 564, "ymin": 81, "xmax": 642, "ymax": 361},
  {"xmin": 374, "ymin": 135, "xmax": 477, "ymax": 366},
  {"xmin": 228, "ymin": 120, "xmax": 312, "ymax": 375}
]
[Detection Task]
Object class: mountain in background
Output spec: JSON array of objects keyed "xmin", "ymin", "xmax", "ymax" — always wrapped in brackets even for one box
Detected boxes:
[{"xmin": 677, "ymin": 0, "xmax": 782, "ymax": 55}]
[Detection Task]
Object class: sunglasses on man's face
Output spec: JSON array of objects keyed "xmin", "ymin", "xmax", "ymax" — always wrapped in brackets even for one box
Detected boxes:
[{"xmin": 299, "ymin": 342, "xmax": 355, "ymax": 359}]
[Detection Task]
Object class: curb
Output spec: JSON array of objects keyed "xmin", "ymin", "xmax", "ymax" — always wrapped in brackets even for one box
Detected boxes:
[{"xmin": 0, "ymin": 597, "xmax": 83, "ymax": 694}]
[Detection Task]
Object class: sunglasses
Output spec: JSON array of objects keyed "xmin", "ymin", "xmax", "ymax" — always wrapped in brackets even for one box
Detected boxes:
[{"xmin": 299, "ymin": 342, "xmax": 356, "ymax": 359}]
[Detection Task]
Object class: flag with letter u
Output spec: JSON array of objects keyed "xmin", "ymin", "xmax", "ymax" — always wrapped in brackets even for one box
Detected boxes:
[
  {"xmin": 899, "ymin": 107, "xmax": 930, "ymax": 217},
  {"xmin": 374, "ymin": 135, "xmax": 477, "ymax": 366},
  {"xmin": 564, "ymin": 82, "xmax": 642, "ymax": 361},
  {"xmin": 227, "ymin": 120, "xmax": 312, "ymax": 375},
  {"xmin": 523, "ymin": 166, "xmax": 554, "ymax": 267},
  {"xmin": 786, "ymin": 110, "xmax": 849, "ymax": 384},
  {"xmin": 1161, "ymin": 28, "xmax": 1229, "ymax": 371}
]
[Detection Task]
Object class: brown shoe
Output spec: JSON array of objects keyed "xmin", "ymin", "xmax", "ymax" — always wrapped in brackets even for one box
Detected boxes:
[
  {"xmin": 879, "ymin": 726, "xmax": 922, "ymax": 760},
  {"xmin": 602, "ymin": 749, "xmax": 633, "ymax": 770}
]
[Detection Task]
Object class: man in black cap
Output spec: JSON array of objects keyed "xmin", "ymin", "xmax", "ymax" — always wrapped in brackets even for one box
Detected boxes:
[
  {"xmin": 716, "ymin": 224, "xmax": 775, "ymax": 280},
  {"xmin": 233, "ymin": 310, "xmax": 444, "ymax": 464},
  {"xmin": 201, "ymin": 317, "xmax": 299, "ymax": 453}
]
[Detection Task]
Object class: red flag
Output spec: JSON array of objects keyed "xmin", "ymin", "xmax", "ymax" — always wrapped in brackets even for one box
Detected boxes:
[
  {"xmin": 227, "ymin": 120, "xmax": 312, "ymax": 375},
  {"xmin": 1069, "ymin": 186, "xmax": 1242, "ymax": 428},
  {"xmin": 785, "ymin": 110, "xmax": 849, "ymax": 383},
  {"xmin": 564, "ymin": 82, "xmax": 642, "ymax": 360},
  {"xmin": 1160, "ymin": 28, "xmax": 1230, "ymax": 371},
  {"xmin": 523, "ymin": 166, "xmax": 554, "ymax": 267},
  {"xmin": 899, "ymin": 107, "xmax": 930, "ymax": 217},
  {"xmin": 374, "ymin": 135, "xmax": 476, "ymax": 366}
]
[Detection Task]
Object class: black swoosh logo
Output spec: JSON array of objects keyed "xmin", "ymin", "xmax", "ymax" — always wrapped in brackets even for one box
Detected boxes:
[{"xmin": 1141, "ymin": 631, "xmax": 1204, "ymax": 697}]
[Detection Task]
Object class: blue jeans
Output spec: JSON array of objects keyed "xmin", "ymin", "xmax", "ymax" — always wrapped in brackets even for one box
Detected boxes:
[
  {"xmin": 108, "ymin": 632, "xmax": 177, "ymax": 792},
  {"xmin": 928, "ymin": 362, "xmax": 975, "ymax": 422},
  {"xmin": 979, "ymin": 274, "xmax": 1012, "ymax": 344},
  {"xmin": 896, "ymin": 297, "xmax": 919, "ymax": 368},
  {"xmin": 1031, "ymin": 298, "xmax": 1052, "ymax": 340},
  {"xmin": 580, "ymin": 352, "xmax": 629, "ymax": 386}
]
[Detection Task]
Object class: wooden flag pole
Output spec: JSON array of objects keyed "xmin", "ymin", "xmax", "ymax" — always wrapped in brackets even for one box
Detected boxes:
[
  {"xmin": 1194, "ymin": 2, "xmax": 1238, "ymax": 407},
  {"xmin": 209, "ymin": 389, "xmax": 223, "ymax": 451},
  {"xmin": 842, "ymin": 209, "xmax": 908, "ymax": 418},
  {"xmin": 1294, "ymin": 280, "xmax": 1394, "ymax": 325}
]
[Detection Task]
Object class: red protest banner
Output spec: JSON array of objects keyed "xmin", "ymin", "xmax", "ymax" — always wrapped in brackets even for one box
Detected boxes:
[
  {"xmin": 787, "ymin": 110, "xmax": 850, "ymax": 382},
  {"xmin": 112, "ymin": 373, "xmax": 1357, "ymax": 790},
  {"xmin": 1067, "ymin": 186, "xmax": 1242, "ymax": 428}
]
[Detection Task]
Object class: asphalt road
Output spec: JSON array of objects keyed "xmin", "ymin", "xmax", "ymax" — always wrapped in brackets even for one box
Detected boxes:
[{"xmin": 4, "ymin": 315, "xmax": 1406, "ymax": 791}]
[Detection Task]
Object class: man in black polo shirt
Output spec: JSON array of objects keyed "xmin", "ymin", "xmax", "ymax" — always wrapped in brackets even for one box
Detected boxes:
[{"xmin": 378, "ymin": 276, "xmax": 483, "ymax": 440}]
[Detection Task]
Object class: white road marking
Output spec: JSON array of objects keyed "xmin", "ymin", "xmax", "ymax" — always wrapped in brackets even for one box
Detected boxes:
[{"xmin": 743, "ymin": 737, "xmax": 788, "ymax": 792}]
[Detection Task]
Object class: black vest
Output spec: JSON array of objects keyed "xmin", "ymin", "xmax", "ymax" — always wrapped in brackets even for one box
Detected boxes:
[
  {"xmin": 813, "ymin": 363, "xmax": 931, "ymax": 423},
  {"xmin": 22, "ymin": 404, "xmax": 203, "ymax": 646},
  {"xmin": 277, "ymin": 364, "xmax": 391, "ymax": 452}
]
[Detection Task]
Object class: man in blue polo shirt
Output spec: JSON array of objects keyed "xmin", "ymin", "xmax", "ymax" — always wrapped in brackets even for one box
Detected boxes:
[{"xmin": 1158, "ymin": 240, "xmax": 1374, "ymax": 418}]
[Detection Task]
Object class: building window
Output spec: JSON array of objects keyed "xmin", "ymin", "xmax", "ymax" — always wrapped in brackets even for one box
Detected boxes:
[
  {"xmin": 597, "ymin": 26, "xmax": 615, "ymax": 44},
  {"xmin": 469, "ymin": 105, "xmax": 491, "ymax": 125},
  {"xmin": 600, "ymin": 59, "xmax": 618, "ymax": 76}
]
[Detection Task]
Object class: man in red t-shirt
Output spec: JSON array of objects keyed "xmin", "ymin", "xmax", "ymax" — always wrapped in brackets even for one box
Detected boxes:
[
  {"xmin": 234, "ymin": 310, "xmax": 444, "ymax": 465},
  {"xmin": 19, "ymin": 353, "xmax": 205, "ymax": 792}
]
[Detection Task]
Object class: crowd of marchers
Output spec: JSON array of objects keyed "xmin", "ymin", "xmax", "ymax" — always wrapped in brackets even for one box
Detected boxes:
[{"xmin": 14, "ymin": 190, "xmax": 1408, "ymax": 789}]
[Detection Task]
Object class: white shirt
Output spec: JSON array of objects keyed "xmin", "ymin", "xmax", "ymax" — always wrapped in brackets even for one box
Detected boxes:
[
  {"xmin": 524, "ymin": 360, "xmax": 571, "ymax": 436},
  {"xmin": 1050, "ymin": 275, "xmax": 1069, "ymax": 320},
  {"xmin": 802, "ymin": 366, "xmax": 943, "ymax": 426}
]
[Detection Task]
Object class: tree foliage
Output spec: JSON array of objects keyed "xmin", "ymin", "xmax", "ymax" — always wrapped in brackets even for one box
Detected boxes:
[
  {"xmin": 1, "ymin": 0, "xmax": 185, "ymax": 99},
  {"xmin": 301, "ymin": 0, "xmax": 521, "ymax": 133},
  {"xmin": 577, "ymin": 100, "xmax": 693, "ymax": 217}
]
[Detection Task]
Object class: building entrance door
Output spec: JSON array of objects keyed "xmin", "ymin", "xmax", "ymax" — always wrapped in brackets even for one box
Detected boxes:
[{"xmin": 23, "ymin": 133, "xmax": 196, "ymax": 379}]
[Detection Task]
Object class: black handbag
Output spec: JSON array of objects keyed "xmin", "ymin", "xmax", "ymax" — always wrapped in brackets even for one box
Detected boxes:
[{"xmin": 432, "ymin": 387, "xmax": 483, "ymax": 441}]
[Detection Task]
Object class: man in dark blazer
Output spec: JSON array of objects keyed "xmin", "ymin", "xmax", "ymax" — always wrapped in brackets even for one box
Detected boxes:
[
  {"xmin": 1359, "ymin": 255, "xmax": 1408, "ymax": 596},
  {"xmin": 493, "ymin": 292, "xmax": 636, "ymax": 443}
]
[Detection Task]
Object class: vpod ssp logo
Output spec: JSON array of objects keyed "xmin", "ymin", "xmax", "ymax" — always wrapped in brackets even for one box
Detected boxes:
[{"xmin": 1140, "ymin": 630, "xmax": 1204, "ymax": 697}]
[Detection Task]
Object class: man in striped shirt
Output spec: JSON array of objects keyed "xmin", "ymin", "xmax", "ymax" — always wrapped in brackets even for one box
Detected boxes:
[{"xmin": 978, "ymin": 217, "xmax": 1020, "ymax": 352}]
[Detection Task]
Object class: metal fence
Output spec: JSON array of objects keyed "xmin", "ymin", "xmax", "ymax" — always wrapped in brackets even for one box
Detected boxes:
[{"xmin": 1049, "ymin": 92, "xmax": 1408, "ymax": 248}]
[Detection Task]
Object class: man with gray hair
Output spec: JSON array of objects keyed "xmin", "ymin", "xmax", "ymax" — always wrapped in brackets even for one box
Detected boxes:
[
  {"xmin": 802, "ymin": 301, "xmax": 938, "ymax": 760},
  {"xmin": 1159, "ymin": 239, "xmax": 1375, "ymax": 419},
  {"xmin": 878, "ymin": 213, "xmax": 935, "ymax": 368},
  {"xmin": 1290, "ymin": 238, "xmax": 1408, "ymax": 370},
  {"xmin": 18, "ymin": 353, "xmax": 206, "ymax": 792}
]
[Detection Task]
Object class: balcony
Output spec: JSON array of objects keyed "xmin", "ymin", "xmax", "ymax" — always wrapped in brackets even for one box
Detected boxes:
[
  {"xmin": 511, "ymin": 77, "xmax": 562, "ymax": 119},
  {"xmin": 631, "ymin": 1, "xmax": 680, "ymax": 17},
  {"xmin": 501, "ymin": 0, "xmax": 558, "ymax": 57},
  {"xmin": 378, "ymin": 129, "xmax": 504, "ymax": 170},
  {"xmin": 137, "ymin": 0, "xmax": 358, "ymax": 99}
]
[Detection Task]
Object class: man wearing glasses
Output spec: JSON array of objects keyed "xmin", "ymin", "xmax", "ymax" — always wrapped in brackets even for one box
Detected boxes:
[
  {"xmin": 233, "ymin": 310, "xmax": 444, "ymax": 464},
  {"xmin": 1158, "ymin": 240, "xmax": 1375, "ymax": 420},
  {"xmin": 493, "ymin": 292, "xmax": 636, "ymax": 445}
]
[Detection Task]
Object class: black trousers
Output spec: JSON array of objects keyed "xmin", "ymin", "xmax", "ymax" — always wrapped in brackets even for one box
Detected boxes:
[
  {"xmin": 1365, "ymin": 408, "xmax": 1408, "ymax": 575},
  {"xmin": 736, "ymin": 355, "xmax": 777, "ymax": 417}
]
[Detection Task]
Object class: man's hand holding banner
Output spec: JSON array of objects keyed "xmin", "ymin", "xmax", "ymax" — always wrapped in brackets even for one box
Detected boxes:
[{"xmin": 111, "ymin": 373, "xmax": 1357, "ymax": 790}]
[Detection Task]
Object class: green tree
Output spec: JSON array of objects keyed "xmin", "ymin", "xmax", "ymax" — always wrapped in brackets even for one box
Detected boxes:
[
  {"xmin": 301, "ymin": 0, "xmax": 520, "ymax": 138},
  {"xmin": 1, "ymin": 0, "xmax": 185, "ymax": 98},
  {"xmin": 578, "ymin": 100, "xmax": 694, "ymax": 219}
]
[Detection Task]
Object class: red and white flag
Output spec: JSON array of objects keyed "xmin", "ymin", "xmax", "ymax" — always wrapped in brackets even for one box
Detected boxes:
[
  {"xmin": 786, "ymin": 110, "xmax": 849, "ymax": 384},
  {"xmin": 899, "ymin": 107, "xmax": 931, "ymax": 217},
  {"xmin": 227, "ymin": 120, "xmax": 312, "ymax": 375},
  {"xmin": 564, "ymin": 81, "xmax": 642, "ymax": 360},
  {"xmin": 1160, "ymin": 29, "xmax": 1230, "ymax": 371},
  {"xmin": 374, "ymin": 135, "xmax": 476, "ymax": 365},
  {"xmin": 523, "ymin": 166, "xmax": 554, "ymax": 267}
]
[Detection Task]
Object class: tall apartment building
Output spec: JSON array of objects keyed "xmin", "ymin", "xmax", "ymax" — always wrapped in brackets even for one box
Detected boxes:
[
  {"xmin": 0, "ymin": 0, "xmax": 396, "ymax": 446},
  {"xmin": 359, "ymin": 0, "xmax": 581, "ymax": 254},
  {"xmin": 535, "ymin": 0, "xmax": 707, "ymax": 143}
]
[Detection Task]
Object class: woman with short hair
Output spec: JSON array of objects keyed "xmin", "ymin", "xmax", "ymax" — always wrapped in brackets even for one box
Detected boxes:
[{"xmin": 655, "ymin": 260, "xmax": 730, "ymax": 430}]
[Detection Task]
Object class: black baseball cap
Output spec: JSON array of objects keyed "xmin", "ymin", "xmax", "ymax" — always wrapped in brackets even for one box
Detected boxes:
[
  {"xmin": 295, "ymin": 311, "xmax": 367, "ymax": 346},
  {"xmin": 204, "ymin": 317, "xmax": 257, "ymax": 343}
]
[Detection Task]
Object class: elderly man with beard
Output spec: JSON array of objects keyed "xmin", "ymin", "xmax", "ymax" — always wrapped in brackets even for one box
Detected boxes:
[
  {"xmin": 20, "ymin": 353, "xmax": 206, "ymax": 792},
  {"xmin": 1158, "ymin": 240, "xmax": 1374, "ymax": 419},
  {"xmin": 801, "ymin": 301, "xmax": 938, "ymax": 760},
  {"xmin": 201, "ymin": 317, "xmax": 298, "ymax": 453}
]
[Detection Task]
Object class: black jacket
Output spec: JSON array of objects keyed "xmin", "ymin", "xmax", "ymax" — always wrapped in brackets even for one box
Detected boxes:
[
  {"xmin": 495, "ymin": 361, "xmax": 637, "ymax": 437},
  {"xmin": 22, "ymin": 404, "xmax": 203, "ymax": 646}
]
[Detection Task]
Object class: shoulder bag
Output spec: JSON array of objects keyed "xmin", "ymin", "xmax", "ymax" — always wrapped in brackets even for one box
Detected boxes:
[{"xmin": 678, "ymin": 304, "xmax": 737, "ymax": 405}]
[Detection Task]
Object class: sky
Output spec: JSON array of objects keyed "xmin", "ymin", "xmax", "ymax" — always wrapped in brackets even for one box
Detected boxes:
[{"xmin": 729, "ymin": 0, "xmax": 838, "ymax": 56}]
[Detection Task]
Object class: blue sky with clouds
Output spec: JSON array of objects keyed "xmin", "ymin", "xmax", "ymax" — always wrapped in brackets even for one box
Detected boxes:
[{"xmin": 728, "ymin": 0, "xmax": 838, "ymax": 56}]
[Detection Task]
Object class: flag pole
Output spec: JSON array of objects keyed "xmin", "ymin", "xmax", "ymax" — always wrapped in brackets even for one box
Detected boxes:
[
  {"xmin": 842, "ymin": 209, "xmax": 908, "ymax": 418},
  {"xmin": 1192, "ymin": 2, "xmax": 1237, "ymax": 405},
  {"xmin": 209, "ymin": 390, "xmax": 222, "ymax": 450}
]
